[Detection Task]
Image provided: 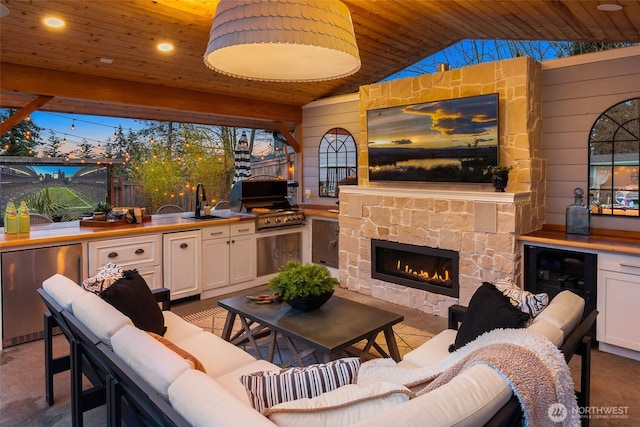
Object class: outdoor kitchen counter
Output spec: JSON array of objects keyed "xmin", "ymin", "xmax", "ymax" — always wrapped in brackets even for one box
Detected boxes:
[
  {"xmin": 0, "ymin": 212, "xmax": 255, "ymax": 250},
  {"xmin": 299, "ymin": 204, "xmax": 339, "ymax": 219},
  {"xmin": 518, "ymin": 225, "xmax": 640, "ymax": 256}
]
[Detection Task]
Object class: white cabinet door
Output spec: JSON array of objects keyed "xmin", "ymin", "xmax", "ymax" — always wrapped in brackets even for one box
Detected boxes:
[
  {"xmin": 163, "ymin": 230, "xmax": 201, "ymax": 300},
  {"xmin": 89, "ymin": 234, "xmax": 162, "ymax": 289},
  {"xmin": 229, "ymin": 233, "xmax": 256, "ymax": 285},
  {"xmin": 202, "ymin": 237, "xmax": 230, "ymax": 291},
  {"xmin": 598, "ymin": 270, "xmax": 640, "ymax": 352}
]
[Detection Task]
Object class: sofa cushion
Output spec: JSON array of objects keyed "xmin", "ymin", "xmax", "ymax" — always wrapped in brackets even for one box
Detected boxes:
[
  {"xmin": 241, "ymin": 357, "xmax": 361, "ymax": 414},
  {"xmin": 71, "ymin": 291, "xmax": 133, "ymax": 348},
  {"xmin": 43, "ymin": 274, "xmax": 87, "ymax": 312},
  {"xmin": 349, "ymin": 364, "xmax": 512, "ymax": 427},
  {"xmin": 401, "ymin": 329, "xmax": 458, "ymax": 368},
  {"xmin": 526, "ymin": 318, "xmax": 564, "ymax": 347},
  {"xmin": 172, "ymin": 331, "xmax": 256, "ymax": 378},
  {"xmin": 168, "ymin": 369, "xmax": 277, "ymax": 427},
  {"xmin": 264, "ymin": 381, "xmax": 414, "ymax": 427},
  {"xmin": 147, "ymin": 332, "xmax": 206, "ymax": 373},
  {"xmin": 535, "ymin": 290, "xmax": 584, "ymax": 336},
  {"xmin": 162, "ymin": 310, "xmax": 203, "ymax": 342},
  {"xmin": 100, "ymin": 269, "xmax": 166, "ymax": 336},
  {"xmin": 216, "ymin": 359, "xmax": 282, "ymax": 404},
  {"xmin": 493, "ymin": 278, "xmax": 549, "ymax": 317},
  {"xmin": 111, "ymin": 325, "xmax": 191, "ymax": 400},
  {"xmin": 450, "ymin": 282, "xmax": 530, "ymax": 352}
]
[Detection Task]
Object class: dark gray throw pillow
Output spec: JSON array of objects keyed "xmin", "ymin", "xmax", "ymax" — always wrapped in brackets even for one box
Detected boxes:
[
  {"xmin": 100, "ymin": 269, "xmax": 166, "ymax": 336},
  {"xmin": 449, "ymin": 282, "xmax": 530, "ymax": 352}
]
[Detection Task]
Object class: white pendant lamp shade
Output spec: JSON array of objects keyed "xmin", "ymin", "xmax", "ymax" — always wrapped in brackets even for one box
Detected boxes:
[{"xmin": 204, "ymin": 0, "xmax": 361, "ymax": 82}]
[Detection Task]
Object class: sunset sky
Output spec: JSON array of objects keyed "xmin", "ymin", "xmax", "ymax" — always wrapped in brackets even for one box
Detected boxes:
[{"xmin": 367, "ymin": 94, "xmax": 498, "ymax": 150}]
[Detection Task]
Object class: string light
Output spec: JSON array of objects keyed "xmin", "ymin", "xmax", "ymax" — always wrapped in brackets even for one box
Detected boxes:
[{"xmin": 71, "ymin": 120, "xmax": 75, "ymax": 131}]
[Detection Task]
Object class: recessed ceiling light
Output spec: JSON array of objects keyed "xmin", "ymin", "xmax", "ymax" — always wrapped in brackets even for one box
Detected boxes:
[
  {"xmin": 597, "ymin": 4, "xmax": 623, "ymax": 11},
  {"xmin": 99, "ymin": 58, "xmax": 114, "ymax": 64},
  {"xmin": 0, "ymin": 4, "xmax": 10, "ymax": 18},
  {"xmin": 43, "ymin": 17, "xmax": 65, "ymax": 28},
  {"xmin": 157, "ymin": 42, "xmax": 174, "ymax": 52}
]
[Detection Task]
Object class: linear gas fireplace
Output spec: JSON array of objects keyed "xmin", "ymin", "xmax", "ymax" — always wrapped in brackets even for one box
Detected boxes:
[{"xmin": 371, "ymin": 239, "xmax": 459, "ymax": 298}]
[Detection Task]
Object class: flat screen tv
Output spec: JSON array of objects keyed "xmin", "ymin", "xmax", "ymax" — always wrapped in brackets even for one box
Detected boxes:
[
  {"xmin": 367, "ymin": 93, "xmax": 499, "ymax": 183},
  {"xmin": 0, "ymin": 159, "xmax": 113, "ymax": 220}
]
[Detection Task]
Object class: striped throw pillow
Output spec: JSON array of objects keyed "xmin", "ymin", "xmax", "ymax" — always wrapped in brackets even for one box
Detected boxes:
[
  {"xmin": 240, "ymin": 357, "xmax": 360, "ymax": 414},
  {"xmin": 494, "ymin": 278, "xmax": 549, "ymax": 317}
]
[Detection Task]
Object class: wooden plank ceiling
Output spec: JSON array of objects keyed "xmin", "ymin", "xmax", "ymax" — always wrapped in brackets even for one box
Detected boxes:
[{"xmin": 1, "ymin": 0, "xmax": 639, "ymax": 132}]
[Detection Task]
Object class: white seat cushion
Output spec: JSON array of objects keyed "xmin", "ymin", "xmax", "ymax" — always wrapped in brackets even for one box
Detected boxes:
[
  {"xmin": 43, "ymin": 274, "xmax": 87, "ymax": 311},
  {"xmin": 111, "ymin": 325, "xmax": 191, "ymax": 400},
  {"xmin": 350, "ymin": 364, "xmax": 511, "ymax": 427},
  {"xmin": 172, "ymin": 331, "xmax": 256, "ymax": 377},
  {"xmin": 401, "ymin": 329, "xmax": 457, "ymax": 368},
  {"xmin": 527, "ymin": 318, "xmax": 564, "ymax": 347},
  {"xmin": 168, "ymin": 369, "xmax": 277, "ymax": 427},
  {"xmin": 71, "ymin": 292, "xmax": 132, "ymax": 347},
  {"xmin": 162, "ymin": 310, "xmax": 203, "ymax": 342},
  {"xmin": 215, "ymin": 359, "xmax": 281, "ymax": 404},
  {"xmin": 535, "ymin": 290, "xmax": 584, "ymax": 336}
]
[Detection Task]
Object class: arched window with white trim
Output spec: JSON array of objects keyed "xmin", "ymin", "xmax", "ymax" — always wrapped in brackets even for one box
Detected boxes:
[{"xmin": 318, "ymin": 128, "xmax": 357, "ymax": 198}]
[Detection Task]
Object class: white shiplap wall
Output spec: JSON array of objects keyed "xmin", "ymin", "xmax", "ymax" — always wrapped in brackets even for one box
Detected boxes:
[
  {"xmin": 301, "ymin": 93, "xmax": 360, "ymax": 206},
  {"xmin": 541, "ymin": 45, "xmax": 640, "ymax": 231}
]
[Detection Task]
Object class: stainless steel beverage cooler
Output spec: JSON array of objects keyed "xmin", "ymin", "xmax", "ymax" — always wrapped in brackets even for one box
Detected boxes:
[{"xmin": 2, "ymin": 244, "xmax": 82, "ymax": 347}]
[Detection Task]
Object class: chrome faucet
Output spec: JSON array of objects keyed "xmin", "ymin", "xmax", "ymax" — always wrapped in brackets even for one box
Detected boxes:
[{"xmin": 195, "ymin": 183, "xmax": 207, "ymax": 218}]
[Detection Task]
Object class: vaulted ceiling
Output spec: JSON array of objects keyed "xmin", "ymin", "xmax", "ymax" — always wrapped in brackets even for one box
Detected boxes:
[{"xmin": 1, "ymin": 0, "xmax": 639, "ymax": 133}]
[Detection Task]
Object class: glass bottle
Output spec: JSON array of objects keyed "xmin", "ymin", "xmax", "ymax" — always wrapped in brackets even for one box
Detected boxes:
[
  {"xmin": 19, "ymin": 201, "xmax": 30, "ymax": 233},
  {"xmin": 566, "ymin": 188, "xmax": 590, "ymax": 235},
  {"xmin": 5, "ymin": 203, "xmax": 19, "ymax": 234}
]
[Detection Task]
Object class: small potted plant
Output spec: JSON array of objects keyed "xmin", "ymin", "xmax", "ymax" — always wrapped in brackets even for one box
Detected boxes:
[
  {"xmin": 483, "ymin": 165, "xmax": 514, "ymax": 192},
  {"xmin": 268, "ymin": 261, "xmax": 339, "ymax": 311},
  {"xmin": 92, "ymin": 201, "xmax": 112, "ymax": 221}
]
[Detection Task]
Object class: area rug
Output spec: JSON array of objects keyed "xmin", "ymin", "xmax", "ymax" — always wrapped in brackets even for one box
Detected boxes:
[{"xmin": 181, "ymin": 307, "xmax": 433, "ymax": 366}]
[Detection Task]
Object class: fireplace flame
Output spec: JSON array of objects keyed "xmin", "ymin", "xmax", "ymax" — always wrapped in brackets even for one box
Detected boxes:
[{"xmin": 396, "ymin": 260, "xmax": 451, "ymax": 286}]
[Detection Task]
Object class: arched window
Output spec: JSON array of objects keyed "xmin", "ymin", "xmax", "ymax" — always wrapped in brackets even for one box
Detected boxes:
[
  {"xmin": 318, "ymin": 128, "xmax": 357, "ymax": 197},
  {"xmin": 588, "ymin": 98, "xmax": 639, "ymax": 217}
]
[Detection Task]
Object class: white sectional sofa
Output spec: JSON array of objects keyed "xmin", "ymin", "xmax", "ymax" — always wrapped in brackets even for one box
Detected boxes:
[{"xmin": 39, "ymin": 274, "xmax": 595, "ymax": 427}]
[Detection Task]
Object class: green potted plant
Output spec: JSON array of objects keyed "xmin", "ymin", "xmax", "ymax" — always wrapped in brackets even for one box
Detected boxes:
[
  {"xmin": 483, "ymin": 165, "xmax": 514, "ymax": 192},
  {"xmin": 268, "ymin": 261, "xmax": 339, "ymax": 311},
  {"xmin": 92, "ymin": 201, "xmax": 112, "ymax": 221}
]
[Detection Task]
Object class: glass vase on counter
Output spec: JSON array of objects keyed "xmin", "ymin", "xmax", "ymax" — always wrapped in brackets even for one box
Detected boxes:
[{"xmin": 566, "ymin": 188, "xmax": 590, "ymax": 235}]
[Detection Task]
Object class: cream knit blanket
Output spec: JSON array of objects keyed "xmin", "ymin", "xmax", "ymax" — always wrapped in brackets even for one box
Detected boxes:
[{"xmin": 358, "ymin": 328, "xmax": 580, "ymax": 427}]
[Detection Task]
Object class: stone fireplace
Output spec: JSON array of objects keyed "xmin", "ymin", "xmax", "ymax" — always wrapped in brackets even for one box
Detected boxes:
[
  {"xmin": 371, "ymin": 239, "xmax": 459, "ymax": 298},
  {"xmin": 335, "ymin": 57, "xmax": 545, "ymax": 317}
]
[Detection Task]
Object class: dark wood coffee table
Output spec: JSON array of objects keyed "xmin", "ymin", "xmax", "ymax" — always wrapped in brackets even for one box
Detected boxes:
[{"xmin": 219, "ymin": 291, "xmax": 404, "ymax": 367}]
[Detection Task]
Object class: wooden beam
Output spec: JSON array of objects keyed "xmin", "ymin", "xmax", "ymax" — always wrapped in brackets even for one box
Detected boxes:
[
  {"xmin": 0, "ymin": 95, "xmax": 54, "ymax": 134},
  {"xmin": 0, "ymin": 63, "xmax": 302, "ymax": 125},
  {"xmin": 275, "ymin": 121, "xmax": 300, "ymax": 152}
]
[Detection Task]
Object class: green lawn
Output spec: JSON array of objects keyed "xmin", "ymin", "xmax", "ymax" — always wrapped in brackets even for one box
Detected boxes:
[{"xmin": 47, "ymin": 187, "xmax": 94, "ymax": 210}]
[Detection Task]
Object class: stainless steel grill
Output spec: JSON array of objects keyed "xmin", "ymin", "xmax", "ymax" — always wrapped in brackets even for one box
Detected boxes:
[{"xmin": 229, "ymin": 179, "xmax": 306, "ymax": 231}]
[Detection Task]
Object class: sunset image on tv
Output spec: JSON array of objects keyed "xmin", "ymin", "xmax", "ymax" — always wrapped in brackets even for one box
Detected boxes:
[{"xmin": 367, "ymin": 93, "xmax": 499, "ymax": 183}]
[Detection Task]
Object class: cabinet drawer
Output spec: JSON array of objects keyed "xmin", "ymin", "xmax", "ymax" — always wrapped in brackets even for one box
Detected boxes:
[
  {"xmin": 89, "ymin": 234, "xmax": 161, "ymax": 272},
  {"xmin": 231, "ymin": 222, "xmax": 255, "ymax": 236},
  {"xmin": 202, "ymin": 225, "xmax": 230, "ymax": 241},
  {"xmin": 599, "ymin": 252, "xmax": 640, "ymax": 275}
]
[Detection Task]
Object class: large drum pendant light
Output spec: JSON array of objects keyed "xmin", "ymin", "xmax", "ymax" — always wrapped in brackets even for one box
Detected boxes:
[{"xmin": 203, "ymin": 0, "xmax": 361, "ymax": 82}]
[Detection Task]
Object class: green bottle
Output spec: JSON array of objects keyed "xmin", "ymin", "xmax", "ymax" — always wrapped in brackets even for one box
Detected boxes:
[
  {"xmin": 5, "ymin": 203, "xmax": 18, "ymax": 234},
  {"xmin": 19, "ymin": 201, "xmax": 30, "ymax": 233}
]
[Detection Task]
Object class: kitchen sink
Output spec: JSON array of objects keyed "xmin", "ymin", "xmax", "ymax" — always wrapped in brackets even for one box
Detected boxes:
[{"xmin": 185, "ymin": 215, "xmax": 228, "ymax": 221}]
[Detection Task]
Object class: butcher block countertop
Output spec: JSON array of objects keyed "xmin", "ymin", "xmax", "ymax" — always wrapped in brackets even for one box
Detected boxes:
[
  {"xmin": 0, "ymin": 212, "xmax": 255, "ymax": 250},
  {"xmin": 519, "ymin": 225, "xmax": 640, "ymax": 256}
]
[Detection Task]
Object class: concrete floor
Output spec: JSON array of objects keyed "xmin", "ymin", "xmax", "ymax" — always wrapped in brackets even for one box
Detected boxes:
[{"xmin": 1, "ymin": 286, "xmax": 639, "ymax": 426}]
